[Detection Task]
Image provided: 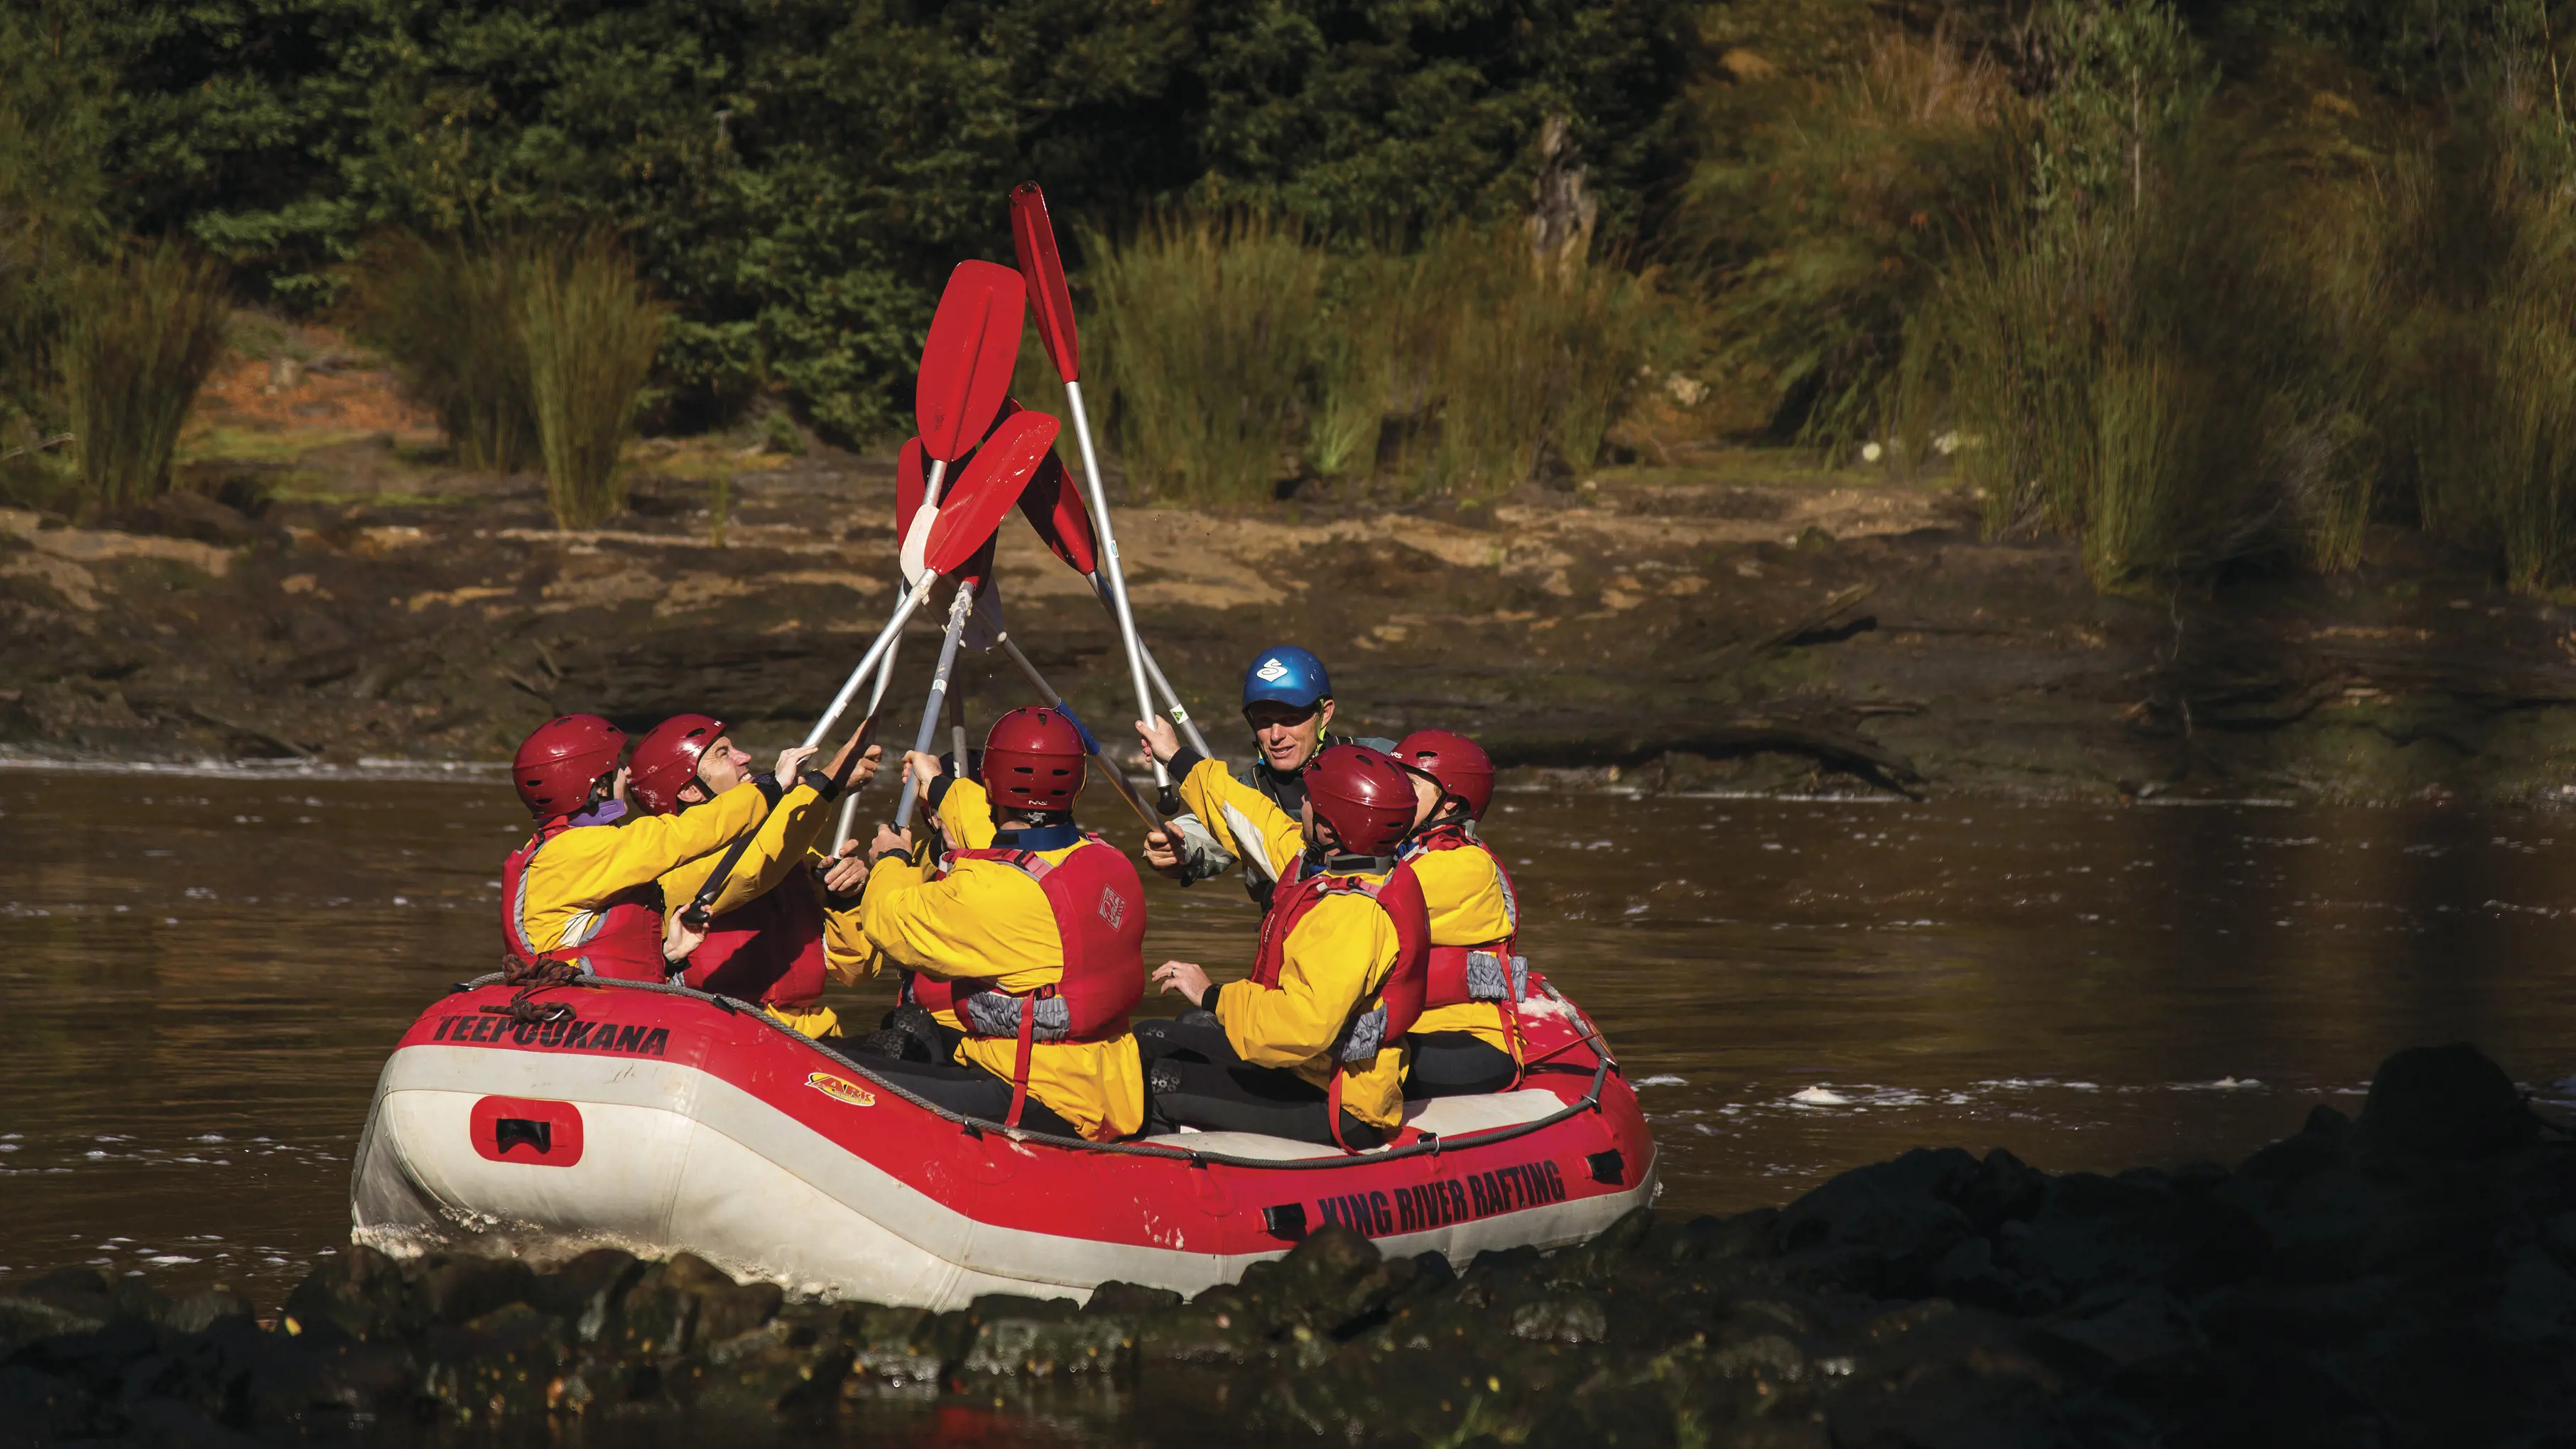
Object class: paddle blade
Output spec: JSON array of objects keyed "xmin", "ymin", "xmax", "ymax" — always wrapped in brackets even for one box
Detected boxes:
[
  {"xmin": 915, "ymin": 261, "xmax": 1026, "ymax": 460},
  {"xmin": 1016, "ymin": 452, "xmax": 1099, "ymax": 575},
  {"xmin": 1010, "ymin": 183, "xmax": 1080, "ymax": 384},
  {"xmin": 925, "ymin": 411, "xmax": 1061, "ymax": 572}
]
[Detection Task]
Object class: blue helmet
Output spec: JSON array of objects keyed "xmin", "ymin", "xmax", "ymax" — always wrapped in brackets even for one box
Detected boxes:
[{"xmin": 1242, "ymin": 646, "xmax": 1332, "ymax": 712}]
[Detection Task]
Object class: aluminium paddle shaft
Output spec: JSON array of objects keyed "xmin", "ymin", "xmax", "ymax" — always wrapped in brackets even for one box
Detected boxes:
[{"xmin": 1063, "ymin": 378, "xmax": 1168, "ymax": 805}]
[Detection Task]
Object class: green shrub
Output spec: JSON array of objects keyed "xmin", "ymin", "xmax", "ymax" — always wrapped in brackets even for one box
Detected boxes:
[
  {"xmin": 1419, "ymin": 227, "xmax": 1668, "ymax": 491},
  {"xmin": 60, "ymin": 240, "xmax": 231, "ymax": 511},
  {"xmin": 1089, "ymin": 213, "xmax": 1325, "ymax": 503},
  {"xmin": 520, "ymin": 237, "xmax": 668, "ymax": 530},
  {"xmin": 1674, "ymin": 19, "xmax": 2023, "ymax": 450},
  {"xmin": 344, "ymin": 234, "xmax": 540, "ymax": 473},
  {"xmin": 1085, "ymin": 215, "xmax": 1670, "ymax": 498}
]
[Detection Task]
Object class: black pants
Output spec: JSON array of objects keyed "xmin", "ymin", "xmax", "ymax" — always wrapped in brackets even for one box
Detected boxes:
[
  {"xmin": 1134, "ymin": 1016, "xmax": 1388, "ymax": 1149},
  {"xmin": 1407, "ymin": 1031, "xmax": 1518, "ymax": 1098},
  {"xmin": 850, "ymin": 1053, "xmax": 1085, "ymax": 1139}
]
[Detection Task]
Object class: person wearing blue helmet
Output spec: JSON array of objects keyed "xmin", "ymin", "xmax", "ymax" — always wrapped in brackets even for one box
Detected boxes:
[{"xmin": 1141, "ymin": 645, "xmax": 1395, "ymax": 908}]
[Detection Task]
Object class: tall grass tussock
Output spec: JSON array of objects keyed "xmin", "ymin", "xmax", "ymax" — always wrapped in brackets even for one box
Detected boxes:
[
  {"xmin": 62, "ymin": 241, "xmax": 231, "ymax": 510},
  {"xmin": 1087, "ymin": 218, "xmax": 1669, "ymax": 502},
  {"xmin": 346, "ymin": 235, "xmax": 540, "ymax": 474},
  {"xmin": 521, "ymin": 237, "xmax": 668, "ymax": 531},
  {"xmin": 346, "ymin": 232, "xmax": 665, "ymax": 528}
]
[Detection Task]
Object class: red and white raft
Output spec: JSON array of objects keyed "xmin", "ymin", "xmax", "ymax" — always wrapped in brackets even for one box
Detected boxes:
[{"xmin": 350, "ymin": 976, "xmax": 1656, "ymax": 1309}]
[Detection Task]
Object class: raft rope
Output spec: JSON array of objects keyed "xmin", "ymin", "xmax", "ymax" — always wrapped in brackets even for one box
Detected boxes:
[
  {"xmin": 450, "ymin": 971, "xmax": 1624, "ymax": 1173},
  {"xmin": 476, "ymin": 955, "xmax": 583, "ymax": 1026}
]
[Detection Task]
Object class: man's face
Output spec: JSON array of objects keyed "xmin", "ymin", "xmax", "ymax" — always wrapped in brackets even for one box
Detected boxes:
[
  {"xmin": 679, "ymin": 734, "xmax": 754, "ymax": 805},
  {"xmin": 1246, "ymin": 698, "xmax": 1335, "ymax": 773},
  {"xmin": 1299, "ymin": 796, "xmax": 1334, "ymax": 854},
  {"xmin": 1408, "ymin": 773, "xmax": 1441, "ymax": 827}
]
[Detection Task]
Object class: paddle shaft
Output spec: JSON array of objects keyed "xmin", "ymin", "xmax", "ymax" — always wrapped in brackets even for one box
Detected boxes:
[
  {"xmin": 893, "ymin": 580, "xmax": 978, "ymax": 830},
  {"xmin": 827, "ymin": 626, "xmax": 904, "ymax": 854},
  {"xmin": 802, "ymin": 573, "xmax": 938, "ymax": 749},
  {"xmin": 1087, "ymin": 574, "xmax": 1212, "ymax": 758},
  {"xmin": 1063, "ymin": 379, "xmax": 1166, "ymax": 797},
  {"xmin": 828, "ymin": 447, "xmax": 958, "ymax": 849},
  {"xmin": 992, "ymin": 632, "xmax": 1162, "ymax": 829}
]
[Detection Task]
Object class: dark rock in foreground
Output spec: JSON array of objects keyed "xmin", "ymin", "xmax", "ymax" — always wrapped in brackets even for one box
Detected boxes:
[{"xmin": 5, "ymin": 1043, "xmax": 2570, "ymax": 1447}]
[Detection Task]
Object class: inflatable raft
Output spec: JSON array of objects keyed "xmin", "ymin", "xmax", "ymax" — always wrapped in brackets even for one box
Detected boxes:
[{"xmin": 350, "ymin": 974, "xmax": 1655, "ymax": 1308}]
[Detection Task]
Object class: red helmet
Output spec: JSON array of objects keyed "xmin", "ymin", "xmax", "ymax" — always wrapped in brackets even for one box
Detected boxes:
[
  {"xmin": 513, "ymin": 715, "xmax": 626, "ymax": 820},
  {"xmin": 982, "ymin": 706, "xmax": 1087, "ymax": 813},
  {"xmin": 1304, "ymin": 745, "xmax": 1418, "ymax": 857},
  {"xmin": 629, "ymin": 713, "xmax": 727, "ymax": 815},
  {"xmin": 1396, "ymin": 729, "xmax": 1494, "ymax": 819}
]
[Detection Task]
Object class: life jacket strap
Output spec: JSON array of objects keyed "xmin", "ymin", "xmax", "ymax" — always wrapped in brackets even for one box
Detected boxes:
[{"xmin": 1004, "ymin": 982, "xmax": 1050, "ymax": 1129}]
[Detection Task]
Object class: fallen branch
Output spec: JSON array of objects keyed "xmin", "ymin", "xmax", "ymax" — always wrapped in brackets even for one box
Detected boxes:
[
  {"xmin": 0, "ymin": 433, "xmax": 74, "ymax": 462},
  {"xmin": 185, "ymin": 703, "xmax": 317, "ymax": 760}
]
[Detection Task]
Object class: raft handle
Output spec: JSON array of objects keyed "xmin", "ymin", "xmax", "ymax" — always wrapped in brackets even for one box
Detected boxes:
[
  {"xmin": 1586, "ymin": 1149, "xmax": 1625, "ymax": 1185},
  {"xmin": 1261, "ymin": 1204, "xmax": 1308, "ymax": 1241}
]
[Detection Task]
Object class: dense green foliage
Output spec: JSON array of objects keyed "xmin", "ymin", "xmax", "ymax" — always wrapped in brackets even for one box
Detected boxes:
[
  {"xmin": 4, "ymin": 0, "xmax": 1691, "ymax": 444},
  {"xmin": 1685, "ymin": 0, "xmax": 2576, "ymax": 590}
]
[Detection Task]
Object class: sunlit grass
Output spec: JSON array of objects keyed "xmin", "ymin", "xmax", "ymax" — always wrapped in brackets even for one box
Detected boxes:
[{"xmin": 62, "ymin": 241, "xmax": 233, "ymax": 511}]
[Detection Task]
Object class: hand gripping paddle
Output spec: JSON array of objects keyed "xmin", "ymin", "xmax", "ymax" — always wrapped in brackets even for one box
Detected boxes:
[{"xmin": 1010, "ymin": 183, "xmax": 1172, "ymax": 807}]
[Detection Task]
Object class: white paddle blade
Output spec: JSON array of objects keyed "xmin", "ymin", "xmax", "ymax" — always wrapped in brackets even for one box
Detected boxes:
[{"xmin": 898, "ymin": 503, "xmax": 938, "ymax": 586}]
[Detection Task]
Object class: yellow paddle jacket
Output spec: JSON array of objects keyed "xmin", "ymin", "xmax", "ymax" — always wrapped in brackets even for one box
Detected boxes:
[
  {"xmin": 1177, "ymin": 758, "xmax": 1409, "ymax": 1129},
  {"xmin": 859, "ymin": 780, "xmax": 1145, "ymax": 1142},
  {"xmin": 1401, "ymin": 840, "xmax": 1518, "ymax": 1055},
  {"xmin": 515, "ymin": 782, "xmax": 768, "ymax": 958}
]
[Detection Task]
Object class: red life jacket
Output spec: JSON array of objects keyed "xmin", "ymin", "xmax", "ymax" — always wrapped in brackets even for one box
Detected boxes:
[
  {"xmin": 678, "ymin": 872, "xmax": 829, "ymax": 1008},
  {"xmin": 940, "ymin": 836, "xmax": 1146, "ymax": 1127},
  {"xmin": 1406, "ymin": 824, "xmax": 1531, "ymax": 1076},
  {"xmin": 1250, "ymin": 861, "xmax": 1430, "ymax": 1063},
  {"xmin": 500, "ymin": 817, "xmax": 665, "ymax": 981}
]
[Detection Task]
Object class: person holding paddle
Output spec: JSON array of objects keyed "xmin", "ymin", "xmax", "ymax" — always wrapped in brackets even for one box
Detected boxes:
[
  {"xmin": 627, "ymin": 713, "xmax": 882, "ymax": 1038},
  {"xmin": 848, "ymin": 707, "xmax": 1149, "ymax": 1143},
  {"xmin": 502, "ymin": 715, "xmax": 815, "ymax": 981},
  {"xmin": 1136, "ymin": 716, "xmax": 1521, "ymax": 1100},
  {"xmin": 1138, "ymin": 744, "xmax": 1430, "ymax": 1149},
  {"xmin": 1141, "ymin": 646, "xmax": 1395, "ymax": 908}
]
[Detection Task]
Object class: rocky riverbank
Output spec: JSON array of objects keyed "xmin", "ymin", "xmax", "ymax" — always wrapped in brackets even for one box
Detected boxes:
[
  {"xmin": 12, "ymin": 391, "xmax": 2576, "ymax": 803},
  {"xmin": 3, "ymin": 1044, "xmax": 2567, "ymax": 1446}
]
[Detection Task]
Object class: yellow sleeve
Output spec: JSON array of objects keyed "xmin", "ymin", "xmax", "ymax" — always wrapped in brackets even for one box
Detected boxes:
[
  {"xmin": 1408, "ymin": 845, "xmax": 1516, "ymax": 945},
  {"xmin": 859, "ymin": 854, "xmax": 1062, "ymax": 991},
  {"xmin": 658, "ymin": 781, "xmax": 834, "ymax": 923},
  {"xmin": 1176, "ymin": 757, "xmax": 1303, "ymax": 880},
  {"xmin": 935, "ymin": 778, "xmax": 996, "ymax": 852},
  {"xmin": 1214, "ymin": 891, "xmax": 1396, "ymax": 1068},
  {"xmin": 521, "ymin": 783, "xmax": 770, "ymax": 946}
]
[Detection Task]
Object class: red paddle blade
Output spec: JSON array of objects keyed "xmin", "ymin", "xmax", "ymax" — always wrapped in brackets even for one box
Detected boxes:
[
  {"xmin": 915, "ymin": 261, "xmax": 1027, "ymax": 460},
  {"xmin": 896, "ymin": 436, "xmax": 927, "ymax": 535},
  {"xmin": 1016, "ymin": 452, "xmax": 1098, "ymax": 575},
  {"xmin": 925, "ymin": 411, "xmax": 1062, "ymax": 572},
  {"xmin": 1010, "ymin": 183, "xmax": 1080, "ymax": 384}
]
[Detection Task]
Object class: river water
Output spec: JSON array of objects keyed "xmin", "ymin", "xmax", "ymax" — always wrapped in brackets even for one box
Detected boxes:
[{"xmin": 5, "ymin": 764, "xmax": 2575, "ymax": 1310}]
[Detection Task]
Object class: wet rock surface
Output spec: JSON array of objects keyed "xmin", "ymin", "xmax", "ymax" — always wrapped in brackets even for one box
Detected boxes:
[{"xmin": 5, "ymin": 1044, "xmax": 2569, "ymax": 1446}]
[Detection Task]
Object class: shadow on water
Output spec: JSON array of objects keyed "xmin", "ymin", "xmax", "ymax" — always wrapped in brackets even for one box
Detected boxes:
[{"xmin": 3, "ymin": 764, "xmax": 2574, "ymax": 1311}]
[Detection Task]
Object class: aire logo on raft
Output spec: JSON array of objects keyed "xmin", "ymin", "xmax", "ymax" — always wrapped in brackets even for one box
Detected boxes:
[
  {"xmin": 1313, "ymin": 1158, "xmax": 1570, "ymax": 1236},
  {"xmin": 428, "ymin": 1013, "xmax": 670, "ymax": 1058}
]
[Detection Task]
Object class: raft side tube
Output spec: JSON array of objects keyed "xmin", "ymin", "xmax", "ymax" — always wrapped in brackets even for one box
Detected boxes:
[{"xmin": 352, "ymin": 979, "xmax": 1656, "ymax": 1308}]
